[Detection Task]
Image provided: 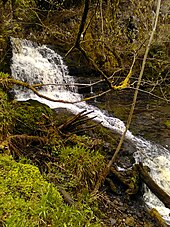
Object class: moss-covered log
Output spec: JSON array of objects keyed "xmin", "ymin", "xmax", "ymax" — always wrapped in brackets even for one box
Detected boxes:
[
  {"xmin": 149, "ymin": 208, "xmax": 168, "ymax": 227},
  {"xmin": 108, "ymin": 165, "xmax": 140, "ymax": 196},
  {"xmin": 137, "ymin": 163, "xmax": 170, "ymax": 209}
]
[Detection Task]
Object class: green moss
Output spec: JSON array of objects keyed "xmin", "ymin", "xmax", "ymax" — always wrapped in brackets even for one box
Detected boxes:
[
  {"xmin": 0, "ymin": 71, "xmax": 10, "ymax": 79},
  {"xmin": 49, "ymin": 145, "xmax": 106, "ymax": 194},
  {"xmin": 0, "ymin": 154, "xmax": 101, "ymax": 227},
  {"xmin": 0, "ymin": 90, "xmax": 15, "ymax": 139},
  {"xmin": 1, "ymin": 91, "xmax": 56, "ymax": 139},
  {"xmin": 13, "ymin": 101, "xmax": 55, "ymax": 135},
  {"xmin": 164, "ymin": 120, "xmax": 170, "ymax": 128},
  {"xmin": 0, "ymin": 88, "xmax": 8, "ymax": 101}
]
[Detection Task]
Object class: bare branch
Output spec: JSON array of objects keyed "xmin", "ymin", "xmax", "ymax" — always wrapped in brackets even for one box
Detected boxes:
[
  {"xmin": 81, "ymin": 89, "xmax": 112, "ymax": 102},
  {"xmin": 129, "ymin": 86, "xmax": 170, "ymax": 102},
  {"xmin": 112, "ymin": 53, "xmax": 137, "ymax": 89},
  {"xmin": 1, "ymin": 77, "xmax": 112, "ymax": 104},
  {"xmin": 1, "ymin": 78, "xmax": 74, "ymax": 104},
  {"xmin": 65, "ymin": 0, "xmax": 91, "ymax": 58}
]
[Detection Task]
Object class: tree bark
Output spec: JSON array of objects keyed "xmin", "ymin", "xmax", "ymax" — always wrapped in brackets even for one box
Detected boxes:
[{"xmin": 75, "ymin": 0, "xmax": 91, "ymax": 48}]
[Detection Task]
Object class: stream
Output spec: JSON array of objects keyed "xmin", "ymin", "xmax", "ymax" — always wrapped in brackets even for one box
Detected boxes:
[{"xmin": 10, "ymin": 37, "xmax": 170, "ymax": 224}]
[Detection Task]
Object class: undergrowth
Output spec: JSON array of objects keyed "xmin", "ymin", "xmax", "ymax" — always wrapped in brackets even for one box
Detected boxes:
[
  {"xmin": 47, "ymin": 145, "xmax": 106, "ymax": 196},
  {"xmin": 0, "ymin": 154, "xmax": 101, "ymax": 227},
  {"xmin": 0, "ymin": 73, "xmax": 104, "ymax": 226}
]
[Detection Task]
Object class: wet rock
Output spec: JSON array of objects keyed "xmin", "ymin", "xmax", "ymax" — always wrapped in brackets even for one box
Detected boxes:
[
  {"xmin": 113, "ymin": 199, "xmax": 119, "ymax": 205},
  {"xmin": 119, "ymin": 201, "xmax": 124, "ymax": 207}
]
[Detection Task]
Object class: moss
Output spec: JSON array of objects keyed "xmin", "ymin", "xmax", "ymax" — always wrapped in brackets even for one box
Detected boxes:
[
  {"xmin": 0, "ymin": 93, "xmax": 57, "ymax": 140},
  {"xmin": 164, "ymin": 120, "xmax": 170, "ymax": 128},
  {"xmin": 87, "ymin": 124, "xmax": 119, "ymax": 153},
  {"xmin": 13, "ymin": 100, "xmax": 56, "ymax": 135},
  {"xmin": 0, "ymin": 88, "xmax": 8, "ymax": 102},
  {"xmin": 0, "ymin": 89, "xmax": 15, "ymax": 139},
  {"xmin": 0, "ymin": 85, "xmax": 103, "ymax": 226},
  {"xmin": 48, "ymin": 145, "xmax": 106, "ymax": 194},
  {"xmin": 0, "ymin": 154, "xmax": 101, "ymax": 227}
]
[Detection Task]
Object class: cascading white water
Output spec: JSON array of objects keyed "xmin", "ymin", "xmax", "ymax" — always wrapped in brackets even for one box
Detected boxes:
[
  {"xmin": 10, "ymin": 37, "xmax": 134, "ymax": 139},
  {"xmin": 10, "ymin": 37, "xmax": 170, "ymax": 223}
]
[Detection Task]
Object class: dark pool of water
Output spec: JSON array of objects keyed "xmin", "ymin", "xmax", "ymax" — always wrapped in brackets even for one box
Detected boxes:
[{"xmin": 89, "ymin": 90, "xmax": 170, "ymax": 150}]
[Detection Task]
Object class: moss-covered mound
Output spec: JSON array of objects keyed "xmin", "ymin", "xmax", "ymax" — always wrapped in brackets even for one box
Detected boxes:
[
  {"xmin": 0, "ymin": 75, "xmax": 106, "ymax": 226},
  {"xmin": 48, "ymin": 145, "xmax": 105, "ymax": 196},
  {"xmin": 0, "ymin": 154, "xmax": 100, "ymax": 227}
]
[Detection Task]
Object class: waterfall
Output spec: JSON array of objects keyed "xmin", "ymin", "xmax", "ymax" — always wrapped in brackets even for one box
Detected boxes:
[{"xmin": 10, "ymin": 37, "xmax": 170, "ymax": 223}]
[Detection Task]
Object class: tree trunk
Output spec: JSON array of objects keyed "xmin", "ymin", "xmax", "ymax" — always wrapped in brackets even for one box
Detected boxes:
[{"xmin": 75, "ymin": 0, "xmax": 91, "ymax": 48}]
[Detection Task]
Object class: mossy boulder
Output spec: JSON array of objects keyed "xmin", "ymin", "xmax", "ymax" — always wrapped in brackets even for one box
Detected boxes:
[{"xmin": 13, "ymin": 100, "xmax": 56, "ymax": 135}]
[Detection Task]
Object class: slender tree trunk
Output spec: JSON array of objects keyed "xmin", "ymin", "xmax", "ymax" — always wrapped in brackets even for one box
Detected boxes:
[
  {"xmin": 75, "ymin": 0, "xmax": 91, "ymax": 48},
  {"xmin": 65, "ymin": 0, "xmax": 91, "ymax": 57}
]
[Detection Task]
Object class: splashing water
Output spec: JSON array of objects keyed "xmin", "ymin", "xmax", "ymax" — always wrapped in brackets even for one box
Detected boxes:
[{"xmin": 10, "ymin": 37, "xmax": 170, "ymax": 223}]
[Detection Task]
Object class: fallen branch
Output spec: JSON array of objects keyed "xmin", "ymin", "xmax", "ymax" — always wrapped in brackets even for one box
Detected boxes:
[{"xmin": 1, "ymin": 78, "xmax": 75, "ymax": 103}]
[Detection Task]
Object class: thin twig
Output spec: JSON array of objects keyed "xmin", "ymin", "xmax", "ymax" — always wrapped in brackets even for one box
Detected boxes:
[{"xmin": 129, "ymin": 86, "xmax": 169, "ymax": 102}]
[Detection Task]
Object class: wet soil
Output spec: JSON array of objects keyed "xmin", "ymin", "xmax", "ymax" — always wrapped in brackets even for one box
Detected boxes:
[{"xmin": 99, "ymin": 191, "xmax": 159, "ymax": 227}]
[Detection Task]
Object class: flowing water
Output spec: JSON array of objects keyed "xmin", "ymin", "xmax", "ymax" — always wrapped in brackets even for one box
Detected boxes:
[{"xmin": 10, "ymin": 37, "xmax": 170, "ymax": 223}]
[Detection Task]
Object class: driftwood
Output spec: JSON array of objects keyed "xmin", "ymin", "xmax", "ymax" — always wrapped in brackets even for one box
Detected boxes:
[
  {"xmin": 105, "ymin": 162, "xmax": 170, "ymax": 212},
  {"xmin": 137, "ymin": 163, "xmax": 170, "ymax": 209},
  {"xmin": 104, "ymin": 163, "xmax": 169, "ymax": 226}
]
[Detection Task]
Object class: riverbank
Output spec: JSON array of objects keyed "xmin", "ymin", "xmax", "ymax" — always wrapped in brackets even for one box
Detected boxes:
[{"xmin": 0, "ymin": 72, "xmax": 168, "ymax": 226}]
